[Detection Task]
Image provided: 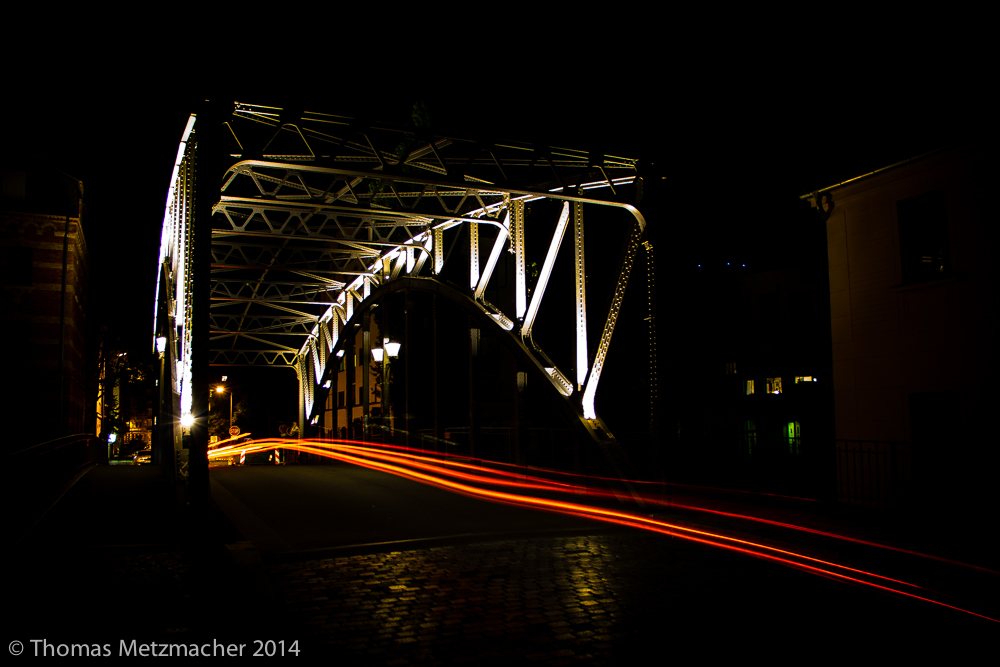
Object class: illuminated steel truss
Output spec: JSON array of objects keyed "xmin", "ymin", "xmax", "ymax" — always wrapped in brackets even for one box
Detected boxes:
[
  {"xmin": 155, "ymin": 116, "xmax": 197, "ymax": 424},
  {"xmin": 156, "ymin": 102, "xmax": 647, "ymax": 444}
]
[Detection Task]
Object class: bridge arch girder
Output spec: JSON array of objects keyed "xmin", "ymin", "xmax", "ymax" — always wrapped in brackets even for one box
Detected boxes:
[
  {"xmin": 155, "ymin": 103, "xmax": 654, "ymax": 503},
  {"xmin": 299, "ymin": 275, "xmax": 631, "ymax": 449}
]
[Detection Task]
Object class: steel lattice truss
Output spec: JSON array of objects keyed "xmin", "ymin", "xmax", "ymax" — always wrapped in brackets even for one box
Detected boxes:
[
  {"xmin": 156, "ymin": 102, "xmax": 647, "ymax": 438},
  {"xmin": 154, "ymin": 116, "xmax": 197, "ymax": 421}
]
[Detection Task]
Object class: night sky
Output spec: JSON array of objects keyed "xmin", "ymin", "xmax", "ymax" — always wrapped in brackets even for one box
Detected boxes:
[{"xmin": 4, "ymin": 36, "xmax": 989, "ymax": 427}]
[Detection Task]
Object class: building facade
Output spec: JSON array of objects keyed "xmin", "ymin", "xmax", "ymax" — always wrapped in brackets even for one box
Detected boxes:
[
  {"xmin": 808, "ymin": 144, "xmax": 994, "ymax": 510},
  {"xmin": 322, "ymin": 317, "xmax": 384, "ymax": 440},
  {"xmin": 1, "ymin": 164, "xmax": 90, "ymax": 446}
]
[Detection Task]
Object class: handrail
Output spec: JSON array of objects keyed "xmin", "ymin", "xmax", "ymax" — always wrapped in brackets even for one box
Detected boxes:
[{"xmin": 13, "ymin": 433, "xmax": 104, "ymax": 462}]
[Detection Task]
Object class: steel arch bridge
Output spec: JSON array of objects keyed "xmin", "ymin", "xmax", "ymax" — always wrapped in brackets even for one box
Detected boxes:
[{"xmin": 153, "ymin": 101, "xmax": 654, "ymax": 497}]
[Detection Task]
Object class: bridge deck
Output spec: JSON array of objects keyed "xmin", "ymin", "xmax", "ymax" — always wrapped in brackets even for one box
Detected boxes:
[{"xmin": 8, "ymin": 462, "xmax": 997, "ymax": 660}]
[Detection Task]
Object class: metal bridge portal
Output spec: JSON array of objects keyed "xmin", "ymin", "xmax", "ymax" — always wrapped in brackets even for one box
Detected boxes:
[{"xmin": 153, "ymin": 101, "xmax": 650, "ymax": 500}]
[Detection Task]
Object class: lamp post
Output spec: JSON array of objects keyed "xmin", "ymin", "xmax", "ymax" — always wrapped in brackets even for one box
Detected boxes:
[
  {"xmin": 372, "ymin": 339, "xmax": 400, "ymax": 441},
  {"xmin": 154, "ymin": 335, "xmax": 176, "ymax": 501},
  {"xmin": 155, "ymin": 337, "xmax": 167, "ymax": 467},
  {"xmin": 214, "ymin": 385, "xmax": 232, "ymax": 433}
]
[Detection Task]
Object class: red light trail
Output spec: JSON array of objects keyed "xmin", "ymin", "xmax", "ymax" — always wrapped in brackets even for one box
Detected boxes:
[{"xmin": 208, "ymin": 437, "xmax": 998, "ymax": 624}]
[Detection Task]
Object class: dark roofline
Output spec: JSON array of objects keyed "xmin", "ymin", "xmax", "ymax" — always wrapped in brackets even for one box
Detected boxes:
[{"xmin": 798, "ymin": 144, "xmax": 958, "ymax": 201}]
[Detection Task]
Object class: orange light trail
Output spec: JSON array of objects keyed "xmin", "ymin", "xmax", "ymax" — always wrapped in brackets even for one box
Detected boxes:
[
  {"xmin": 208, "ymin": 433, "xmax": 253, "ymax": 450},
  {"xmin": 218, "ymin": 437, "xmax": 998, "ymax": 623},
  {"xmin": 308, "ymin": 439, "xmax": 999, "ymax": 576},
  {"xmin": 287, "ymin": 443, "xmax": 920, "ymax": 589}
]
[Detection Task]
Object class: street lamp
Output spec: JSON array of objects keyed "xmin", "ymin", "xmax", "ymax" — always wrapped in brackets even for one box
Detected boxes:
[
  {"xmin": 155, "ymin": 337, "xmax": 167, "ymax": 467},
  {"xmin": 214, "ymin": 385, "xmax": 233, "ymax": 433},
  {"xmin": 372, "ymin": 339, "xmax": 400, "ymax": 439}
]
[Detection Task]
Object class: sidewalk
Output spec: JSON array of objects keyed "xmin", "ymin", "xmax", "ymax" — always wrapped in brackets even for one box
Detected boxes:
[{"xmin": 9, "ymin": 464, "xmax": 251, "ymax": 643}]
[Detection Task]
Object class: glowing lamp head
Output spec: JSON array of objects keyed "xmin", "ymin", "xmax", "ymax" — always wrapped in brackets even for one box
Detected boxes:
[
  {"xmin": 215, "ymin": 386, "xmax": 226, "ymax": 394},
  {"xmin": 180, "ymin": 413, "xmax": 195, "ymax": 428},
  {"xmin": 371, "ymin": 348, "xmax": 384, "ymax": 363},
  {"xmin": 155, "ymin": 336, "xmax": 167, "ymax": 355},
  {"xmin": 385, "ymin": 341, "xmax": 401, "ymax": 358}
]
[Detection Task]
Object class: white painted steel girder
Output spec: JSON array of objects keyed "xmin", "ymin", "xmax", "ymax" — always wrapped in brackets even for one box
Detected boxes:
[
  {"xmin": 163, "ymin": 105, "xmax": 648, "ymax": 445},
  {"xmin": 513, "ymin": 200, "xmax": 526, "ymax": 319},
  {"xmin": 153, "ymin": 114, "xmax": 197, "ymax": 424},
  {"xmin": 573, "ymin": 202, "xmax": 588, "ymax": 391},
  {"xmin": 474, "ymin": 210, "xmax": 510, "ymax": 301}
]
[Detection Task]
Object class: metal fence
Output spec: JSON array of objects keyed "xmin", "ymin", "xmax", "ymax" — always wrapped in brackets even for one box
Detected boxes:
[
  {"xmin": 413, "ymin": 426, "xmax": 574, "ymax": 470},
  {"xmin": 351, "ymin": 426, "xmax": 928, "ymax": 510},
  {"xmin": 660, "ymin": 432, "xmax": 828, "ymax": 499},
  {"xmin": 834, "ymin": 439, "xmax": 913, "ymax": 508},
  {"xmin": 661, "ymin": 436, "xmax": 922, "ymax": 508},
  {"xmin": 11, "ymin": 433, "xmax": 106, "ymax": 538}
]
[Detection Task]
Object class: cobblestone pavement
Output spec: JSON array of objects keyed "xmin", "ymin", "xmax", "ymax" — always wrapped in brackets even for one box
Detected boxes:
[{"xmin": 265, "ymin": 531, "xmax": 997, "ymax": 665}]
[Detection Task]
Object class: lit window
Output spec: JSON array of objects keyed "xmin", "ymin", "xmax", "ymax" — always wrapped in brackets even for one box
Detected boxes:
[
  {"xmin": 794, "ymin": 376, "xmax": 816, "ymax": 383},
  {"xmin": 786, "ymin": 421, "xmax": 801, "ymax": 454},
  {"xmin": 766, "ymin": 377, "xmax": 782, "ymax": 394},
  {"xmin": 745, "ymin": 380, "xmax": 754, "ymax": 395},
  {"xmin": 726, "ymin": 362, "xmax": 737, "ymax": 374}
]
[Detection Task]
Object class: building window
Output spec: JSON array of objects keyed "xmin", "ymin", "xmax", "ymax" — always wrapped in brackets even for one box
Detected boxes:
[
  {"xmin": 338, "ymin": 391, "xmax": 345, "ymax": 408},
  {"xmin": 726, "ymin": 362, "xmax": 737, "ymax": 374},
  {"xmin": 898, "ymin": 189, "xmax": 949, "ymax": 284},
  {"xmin": 786, "ymin": 421, "xmax": 801, "ymax": 454},
  {"xmin": 359, "ymin": 387, "xmax": 364, "ymax": 404},
  {"xmin": 794, "ymin": 376, "xmax": 817, "ymax": 383},
  {"xmin": 745, "ymin": 380, "xmax": 754, "ymax": 395},
  {"xmin": 766, "ymin": 377, "xmax": 782, "ymax": 394},
  {"xmin": 338, "ymin": 357, "xmax": 345, "ymax": 372},
  {"xmin": 742, "ymin": 420, "xmax": 756, "ymax": 455}
]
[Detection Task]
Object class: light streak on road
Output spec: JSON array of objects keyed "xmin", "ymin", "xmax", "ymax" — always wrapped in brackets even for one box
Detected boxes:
[
  {"xmin": 210, "ymin": 437, "xmax": 999, "ymax": 624},
  {"xmin": 305, "ymin": 439, "xmax": 1000, "ymax": 576},
  {"xmin": 208, "ymin": 433, "xmax": 253, "ymax": 449}
]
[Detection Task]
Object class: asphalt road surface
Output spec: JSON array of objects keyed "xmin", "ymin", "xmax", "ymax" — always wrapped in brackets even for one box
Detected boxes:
[{"xmin": 209, "ymin": 460, "xmax": 614, "ymax": 558}]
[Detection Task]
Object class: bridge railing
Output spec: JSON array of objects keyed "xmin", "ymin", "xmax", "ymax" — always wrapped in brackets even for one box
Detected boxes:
[
  {"xmin": 11, "ymin": 433, "xmax": 106, "ymax": 536},
  {"xmin": 662, "ymin": 433, "xmax": 831, "ymax": 501},
  {"xmin": 413, "ymin": 426, "xmax": 576, "ymax": 471},
  {"xmin": 834, "ymin": 439, "xmax": 914, "ymax": 508}
]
